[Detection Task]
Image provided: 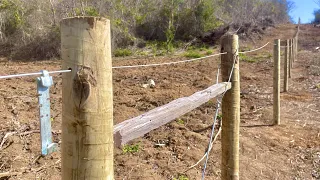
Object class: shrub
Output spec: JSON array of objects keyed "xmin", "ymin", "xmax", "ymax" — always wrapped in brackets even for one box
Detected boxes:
[
  {"xmin": 114, "ymin": 48, "xmax": 133, "ymax": 57},
  {"xmin": 239, "ymin": 53, "xmax": 258, "ymax": 63},
  {"xmin": 173, "ymin": 175, "xmax": 189, "ymax": 180},
  {"xmin": 122, "ymin": 144, "xmax": 140, "ymax": 154},
  {"xmin": 184, "ymin": 50, "xmax": 202, "ymax": 58},
  {"xmin": 205, "ymin": 50, "xmax": 213, "ymax": 55},
  {"xmin": 176, "ymin": 119, "xmax": 185, "ymax": 125}
]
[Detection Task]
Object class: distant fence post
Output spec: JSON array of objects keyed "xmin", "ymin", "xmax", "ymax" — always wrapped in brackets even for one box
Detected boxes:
[
  {"xmin": 294, "ymin": 34, "xmax": 299, "ymax": 61},
  {"xmin": 289, "ymin": 39, "xmax": 292, "ymax": 78},
  {"xmin": 221, "ymin": 34, "xmax": 240, "ymax": 180},
  {"xmin": 273, "ymin": 39, "xmax": 280, "ymax": 125},
  {"xmin": 61, "ymin": 17, "xmax": 114, "ymax": 180},
  {"xmin": 292, "ymin": 38, "xmax": 295, "ymax": 64},
  {"xmin": 284, "ymin": 40, "xmax": 289, "ymax": 92}
]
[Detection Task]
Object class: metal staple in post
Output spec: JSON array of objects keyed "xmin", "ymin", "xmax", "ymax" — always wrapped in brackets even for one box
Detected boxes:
[{"xmin": 37, "ymin": 70, "xmax": 58, "ymax": 156}]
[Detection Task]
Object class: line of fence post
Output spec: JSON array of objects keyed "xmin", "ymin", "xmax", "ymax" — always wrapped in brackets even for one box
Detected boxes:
[
  {"xmin": 61, "ymin": 17, "xmax": 114, "ymax": 180},
  {"xmin": 221, "ymin": 34, "xmax": 240, "ymax": 180},
  {"xmin": 284, "ymin": 40, "xmax": 289, "ymax": 92},
  {"xmin": 273, "ymin": 39, "xmax": 280, "ymax": 125}
]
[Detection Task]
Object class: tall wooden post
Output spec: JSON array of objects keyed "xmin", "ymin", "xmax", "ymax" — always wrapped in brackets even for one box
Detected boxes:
[
  {"xmin": 61, "ymin": 17, "xmax": 114, "ymax": 180},
  {"xmin": 273, "ymin": 39, "xmax": 280, "ymax": 125},
  {"xmin": 289, "ymin": 39, "xmax": 292, "ymax": 78},
  {"xmin": 295, "ymin": 35, "xmax": 299, "ymax": 56},
  {"xmin": 292, "ymin": 38, "xmax": 295, "ymax": 64},
  {"xmin": 221, "ymin": 34, "xmax": 240, "ymax": 180},
  {"xmin": 295, "ymin": 36, "xmax": 298, "ymax": 61},
  {"xmin": 284, "ymin": 40, "xmax": 289, "ymax": 92}
]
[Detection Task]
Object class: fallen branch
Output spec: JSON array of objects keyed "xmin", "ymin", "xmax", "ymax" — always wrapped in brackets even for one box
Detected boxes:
[
  {"xmin": 0, "ymin": 171, "xmax": 22, "ymax": 178},
  {"xmin": 0, "ymin": 130, "xmax": 40, "ymax": 150},
  {"xmin": 0, "ymin": 132, "xmax": 17, "ymax": 149}
]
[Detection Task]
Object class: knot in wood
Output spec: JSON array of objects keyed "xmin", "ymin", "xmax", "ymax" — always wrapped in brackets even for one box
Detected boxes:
[{"xmin": 73, "ymin": 66, "xmax": 97, "ymax": 109}]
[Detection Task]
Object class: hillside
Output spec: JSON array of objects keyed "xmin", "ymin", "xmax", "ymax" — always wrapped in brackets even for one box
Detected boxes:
[{"xmin": 0, "ymin": 23, "xmax": 319, "ymax": 180}]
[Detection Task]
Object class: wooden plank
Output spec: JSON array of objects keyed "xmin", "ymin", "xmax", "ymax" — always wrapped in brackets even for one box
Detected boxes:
[{"xmin": 114, "ymin": 82, "xmax": 231, "ymax": 146}]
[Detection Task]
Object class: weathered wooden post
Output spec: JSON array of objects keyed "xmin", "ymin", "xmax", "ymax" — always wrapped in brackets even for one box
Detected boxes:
[
  {"xmin": 61, "ymin": 17, "xmax": 114, "ymax": 179},
  {"xmin": 273, "ymin": 39, "xmax": 280, "ymax": 125},
  {"xmin": 284, "ymin": 40, "xmax": 289, "ymax": 92},
  {"xmin": 295, "ymin": 36, "xmax": 298, "ymax": 61},
  {"xmin": 292, "ymin": 38, "xmax": 295, "ymax": 64},
  {"xmin": 289, "ymin": 39, "xmax": 292, "ymax": 78},
  {"xmin": 221, "ymin": 34, "xmax": 240, "ymax": 180}
]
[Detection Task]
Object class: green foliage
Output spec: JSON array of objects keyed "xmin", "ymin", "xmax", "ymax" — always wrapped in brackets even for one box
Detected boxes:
[
  {"xmin": 0, "ymin": 0, "xmax": 294, "ymax": 59},
  {"xmin": 0, "ymin": 0, "xmax": 26, "ymax": 36},
  {"xmin": 239, "ymin": 53, "xmax": 259, "ymax": 63},
  {"xmin": 176, "ymin": 119, "xmax": 185, "ymax": 125},
  {"xmin": 267, "ymin": 53, "xmax": 272, "ymax": 58},
  {"xmin": 114, "ymin": 48, "xmax": 133, "ymax": 57},
  {"xmin": 73, "ymin": 6, "xmax": 99, "ymax": 17},
  {"xmin": 122, "ymin": 144, "xmax": 140, "ymax": 153},
  {"xmin": 205, "ymin": 50, "xmax": 213, "ymax": 55},
  {"xmin": 173, "ymin": 175, "xmax": 189, "ymax": 180},
  {"xmin": 316, "ymin": 84, "xmax": 320, "ymax": 89},
  {"xmin": 84, "ymin": 6, "xmax": 99, "ymax": 17},
  {"xmin": 196, "ymin": 0, "xmax": 222, "ymax": 32},
  {"xmin": 184, "ymin": 50, "xmax": 202, "ymax": 58}
]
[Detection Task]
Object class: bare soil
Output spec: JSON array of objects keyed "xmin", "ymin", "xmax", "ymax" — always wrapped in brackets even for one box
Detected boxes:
[{"xmin": 0, "ymin": 24, "xmax": 319, "ymax": 180}]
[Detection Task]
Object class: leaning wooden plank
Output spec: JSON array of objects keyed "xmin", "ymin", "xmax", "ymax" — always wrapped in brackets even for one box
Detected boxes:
[{"xmin": 114, "ymin": 82, "xmax": 231, "ymax": 146}]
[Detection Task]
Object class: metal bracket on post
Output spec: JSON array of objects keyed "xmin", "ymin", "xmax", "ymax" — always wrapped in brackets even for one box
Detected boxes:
[{"xmin": 37, "ymin": 70, "xmax": 58, "ymax": 156}]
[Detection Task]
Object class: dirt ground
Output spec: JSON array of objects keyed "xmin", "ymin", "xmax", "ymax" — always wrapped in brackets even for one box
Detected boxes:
[{"xmin": 0, "ymin": 24, "xmax": 319, "ymax": 180}]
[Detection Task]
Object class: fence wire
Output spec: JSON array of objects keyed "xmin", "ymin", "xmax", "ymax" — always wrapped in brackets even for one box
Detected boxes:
[
  {"xmin": 0, "ymin": 70, "xmax": 71, "ymax": 79},
  {"xmin": 112, "ymin": 52, "xmax": 227, "ymax": 69},
  {"xmin": 201, "ymin": 49, "xmax": 238, "ymax": 180},
  {"xmin": 238, "ymin": 42, "xmax": 270, "ymax": 54}
]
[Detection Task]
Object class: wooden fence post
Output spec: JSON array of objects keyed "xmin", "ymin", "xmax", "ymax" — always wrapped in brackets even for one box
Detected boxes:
[
  {"xmin": 295, "ymin": 36, "xmax": 298, "ymax": 61},
  {"xmin": 221, "ymin": 34, "xmax": 240, "ymax": 180},
  {"xmin": 292, "ymin": 38, "xmax": 295, "ymax": 64},
  {"xmin": 292, "ymin": 39, "xmax": 295, "ymax": 67},
  {"xmin": 273, "ymin": 39, "xmax": 280, "ymax": 125},
  {"xmin": 289, "ymin": 39, "xmax": 292, "ymax": 78},
  {"xmin": 284, "ymin": 40, "xmax": 289, "ymax": 92},
  {"xmin": 61, "ymin": 17, "xmax": 114, "ymax": 180}
]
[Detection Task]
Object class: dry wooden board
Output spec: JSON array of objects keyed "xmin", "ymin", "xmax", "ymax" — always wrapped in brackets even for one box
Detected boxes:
[{"xmin": 114, "ymin": 82, "xmax": 231, "ymax": 146}]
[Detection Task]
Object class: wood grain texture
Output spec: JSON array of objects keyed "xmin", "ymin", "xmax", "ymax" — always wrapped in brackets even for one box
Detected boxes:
[
  {"xmin": 284, "ymin": 40, "xmax": 289, "ymax": 92},
  {"xmin": 221, "ymin": 34, "xmax": 240, "ymax": 180},
  {"xmin": 61, "ymin": 17, "xmax": 113, "ymax": 180},
  {"xmin": 289, "ymin": 39, "xmax": 292, "ymax": 78},
  {"xmin": 114, "ymin": 82, "xmax": 231, "ymax": 146},
  {"xmin": 273, "ymin": 39, "xmax": 281, "ymax": 125}
]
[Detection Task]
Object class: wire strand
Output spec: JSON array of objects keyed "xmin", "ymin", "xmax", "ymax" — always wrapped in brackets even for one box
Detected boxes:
[
  {"xmin": 0, "ymin": 70, "xmax": 71, "ymax": 80},
  {"xmin": 201, "ymin": 50, "xmax": 238, "ymax": 180},
  {"xmin": 238, "ymin": 42, "xmax": 270, "ymax": 54},
  {"xmin": 0, "ymin": 52, "xmax": 226, "ymax": 79},
  {"xmin": 112, "ymin": 52, "xmax": 227, "ymax": 69}
]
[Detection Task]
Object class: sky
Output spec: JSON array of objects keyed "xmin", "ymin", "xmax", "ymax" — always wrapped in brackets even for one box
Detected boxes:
[{"xmin": 290, "ymin": 0, "xmax": 318, "ymax": 23}]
